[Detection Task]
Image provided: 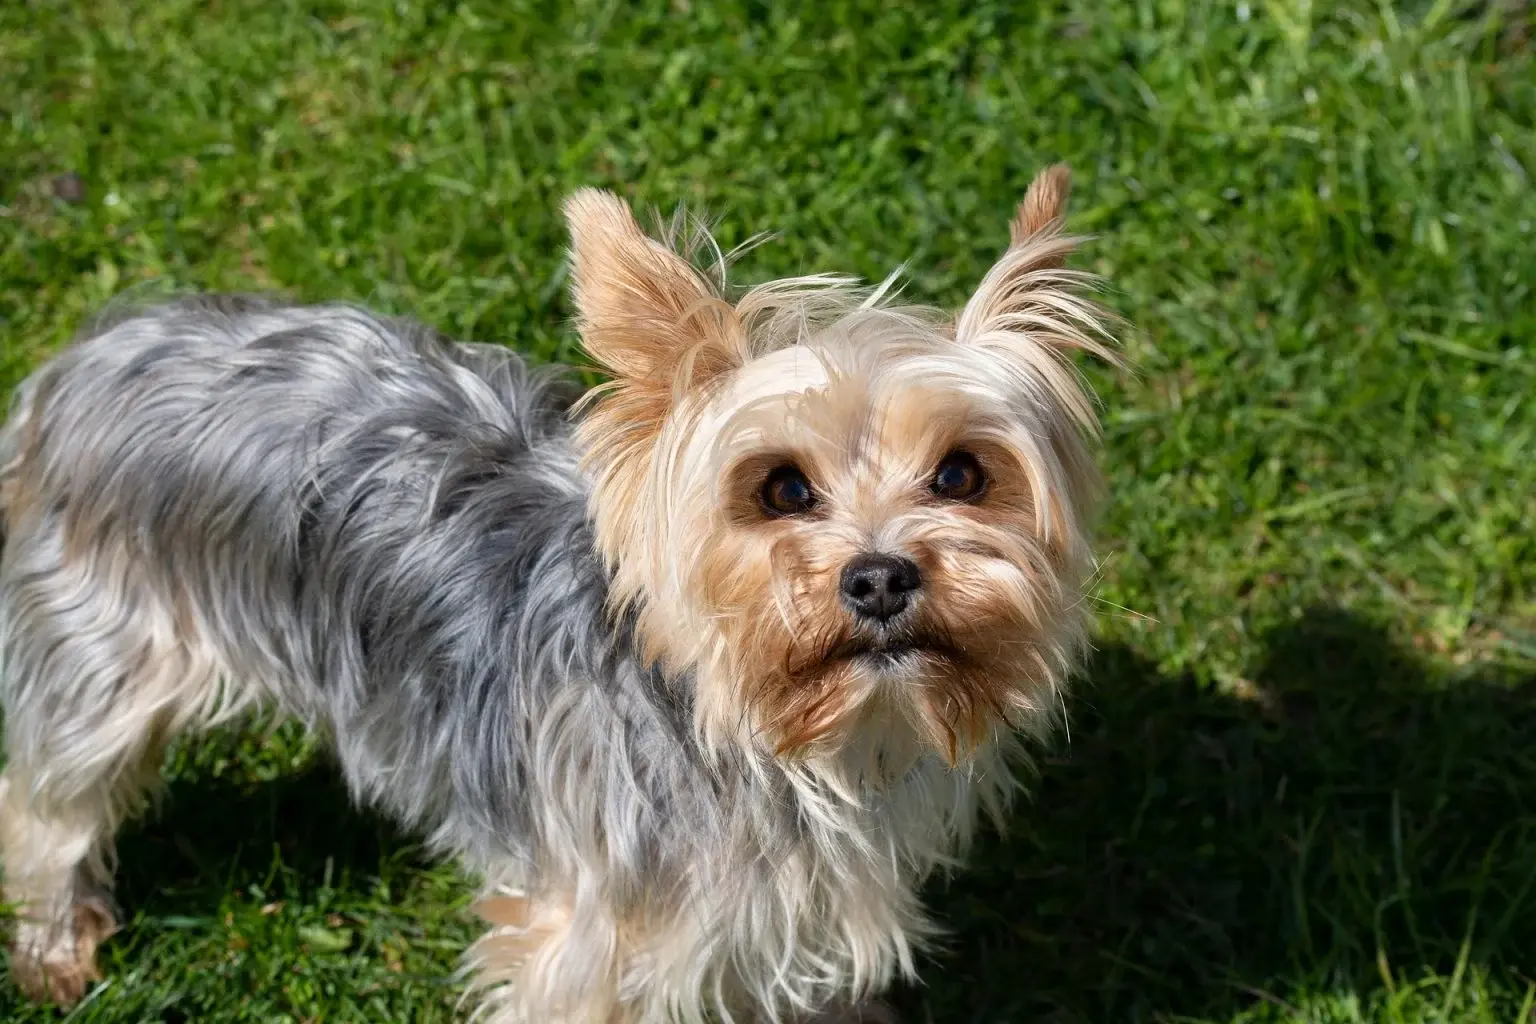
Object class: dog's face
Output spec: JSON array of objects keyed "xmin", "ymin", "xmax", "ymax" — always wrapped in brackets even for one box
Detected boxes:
[{"xmin": 566, "ymin": 167, "xmax": 1115, "ymax": 771}]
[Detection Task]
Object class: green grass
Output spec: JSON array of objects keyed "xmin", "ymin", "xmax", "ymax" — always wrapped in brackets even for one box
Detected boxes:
[{"xmin": 2, "ymin": 0, "xmax": 1534, "ymax": 1020}]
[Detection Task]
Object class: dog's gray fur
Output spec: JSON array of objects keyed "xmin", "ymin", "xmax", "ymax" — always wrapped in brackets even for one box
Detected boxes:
[{"xmin": 0, "ymin": 294, "xmax": 705, "ymax": 859}]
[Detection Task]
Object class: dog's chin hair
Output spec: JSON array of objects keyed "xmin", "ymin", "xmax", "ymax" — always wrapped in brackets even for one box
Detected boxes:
[
  {"xmin": 0, "ymin": 165, "xmax": 1114, "ymax": 1023},
  {"xmin": 746, "ymin": 631, "xmax": 1073, "ymax": 779}
]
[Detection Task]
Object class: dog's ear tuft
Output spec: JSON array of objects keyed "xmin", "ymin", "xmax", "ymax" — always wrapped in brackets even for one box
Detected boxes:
[{"xmin": 1008, "ymin": 163, "xmax": 1072, "ymax": 250}]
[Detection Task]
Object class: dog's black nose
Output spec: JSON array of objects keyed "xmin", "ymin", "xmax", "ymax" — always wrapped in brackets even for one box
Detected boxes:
[{"xmin": 839, "ymin": 553, "xmax": 922, "ymax": 623}]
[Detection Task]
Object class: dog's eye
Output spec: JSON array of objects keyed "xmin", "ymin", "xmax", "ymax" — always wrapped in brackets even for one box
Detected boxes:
[
  {"xmin": 931, "ymin": 450, "xmax": 986, "ymax": 501},
  {"xmin": 760, "ymin": 465, "xmax": 818, "ymax": 517}
]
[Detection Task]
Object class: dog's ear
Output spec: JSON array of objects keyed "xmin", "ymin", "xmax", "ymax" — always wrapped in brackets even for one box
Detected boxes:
[
  {"xmin": 564, "ymin": 189, "xmax": 739, "ymax": 394},
  {"xmin": 954, "ymin": 164, "xmax": 1114, "ymax": 365},
  {"xmin": 954, "ymin": 164, "xmax": 1118, "ymax": 554},
  {"xmin": 565, "ymin": 190, "xmax": 746, "ymax": 599},
  {"xmin": 954, "ymin": 164, "xmax": 1117, "ymax": 431}
]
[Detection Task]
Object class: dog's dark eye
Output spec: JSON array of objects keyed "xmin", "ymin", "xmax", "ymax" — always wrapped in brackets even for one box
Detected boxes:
[
  {"xmin": 760, "ymin": 465, "xmax": 818, "ymax": 517},
  {"xmin": 931, "ymin": 450, "xmax": 986, "ymax": 501}
]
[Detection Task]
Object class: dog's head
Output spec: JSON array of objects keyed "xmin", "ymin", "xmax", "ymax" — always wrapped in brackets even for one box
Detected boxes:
[{"xmin": 566, "ymin": 167, "xmax": 1116, "ymax": 777}]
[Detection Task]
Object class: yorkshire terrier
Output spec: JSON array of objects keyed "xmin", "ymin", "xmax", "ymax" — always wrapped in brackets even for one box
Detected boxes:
[{"xmin": 0, "ymin": 166, "xmax": 1116, "ymax": 1021}]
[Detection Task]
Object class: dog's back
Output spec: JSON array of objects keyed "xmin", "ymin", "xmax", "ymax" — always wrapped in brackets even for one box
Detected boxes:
[{"xmin": 0, "ymin": 296, "xmax": 574, "ymax": 554}]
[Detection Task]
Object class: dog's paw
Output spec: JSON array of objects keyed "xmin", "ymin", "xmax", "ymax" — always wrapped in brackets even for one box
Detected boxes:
[{"xmin": 8, "ymin": 896, "xmax": 116, "ymax": 1006}]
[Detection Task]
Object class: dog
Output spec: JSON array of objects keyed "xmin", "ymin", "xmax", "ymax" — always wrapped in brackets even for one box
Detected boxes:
[{"xmin": 0, "ymin": 165, "xmax": 1116, "ymax": 1021}]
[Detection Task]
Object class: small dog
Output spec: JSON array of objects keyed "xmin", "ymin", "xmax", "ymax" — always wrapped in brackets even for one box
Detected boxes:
[{"xmin": 0, "ymin": 166, "xmax": 1115, "ymax": 1021}]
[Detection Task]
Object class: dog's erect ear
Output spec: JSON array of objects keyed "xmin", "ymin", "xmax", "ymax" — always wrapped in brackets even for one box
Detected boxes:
[
  {"xmin": 564, "ymin": 188, "xmax": 739, "ymax": 391},
  {"xmin": 955, "ymin": 164, "xmax": 1112, "ymax": 357},
  {"xmin": 565, "ymin": 190, "xmax": 748, "ymax": 600},
  {"xmin": 954, "ymin": 164, "xmax": 1117, "ymax": 426},
  {"xmin": 954, "ymin": 164, "xmax": 1118, "ymax": 549}
]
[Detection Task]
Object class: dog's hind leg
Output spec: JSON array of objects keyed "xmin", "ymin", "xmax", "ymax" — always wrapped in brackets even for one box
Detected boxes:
[{"xmin": 0, "ymin": 523, "xmax": 230, "ymax": 1005}]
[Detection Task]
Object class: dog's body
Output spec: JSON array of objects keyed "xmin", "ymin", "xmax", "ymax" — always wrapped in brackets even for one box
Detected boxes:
[{"xmin": 0, "ymin": 169, "xmax": 1115, "ymax": 1021}]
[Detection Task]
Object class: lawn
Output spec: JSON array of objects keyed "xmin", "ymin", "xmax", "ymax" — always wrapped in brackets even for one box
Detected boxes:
[{"xmin": 1, "ymin": 0, "xmax": 1534, "ymax": 1021}]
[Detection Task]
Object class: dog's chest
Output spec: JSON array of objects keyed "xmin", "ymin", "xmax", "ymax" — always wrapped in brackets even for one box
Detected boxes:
[{"xmin": 674, "ymin": 758, "xmax": 995, "ymax": 1011}]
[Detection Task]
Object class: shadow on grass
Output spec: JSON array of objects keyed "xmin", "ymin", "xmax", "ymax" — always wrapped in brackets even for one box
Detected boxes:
[
  {"xmin": 899, "ymin": 606, "xmax": 1536, "ymax": 1023},
  {"xmin": 112, "ymin": 759, "xmax": 416, "ymax": 925}
]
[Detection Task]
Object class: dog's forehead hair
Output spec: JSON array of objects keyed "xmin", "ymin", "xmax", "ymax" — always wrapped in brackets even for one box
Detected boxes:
[{"xmin": 703, "ymin": 337, "xmax": 978, "ymax": 478}]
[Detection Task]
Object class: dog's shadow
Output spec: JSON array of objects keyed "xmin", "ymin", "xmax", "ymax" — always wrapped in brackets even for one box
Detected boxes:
[{"xmin": 896, "ymin": 606, "xmax": 1536, "ymax": 1022}]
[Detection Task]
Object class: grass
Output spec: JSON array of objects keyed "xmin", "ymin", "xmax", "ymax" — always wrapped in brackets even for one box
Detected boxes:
[{"xmin": 1, "ymin": 0, "xmax": 1534, "ymax": 1020}]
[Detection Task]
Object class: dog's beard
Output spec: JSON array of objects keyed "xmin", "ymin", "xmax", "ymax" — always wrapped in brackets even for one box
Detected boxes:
[{"xmin": 729, "ymin": 599, "xmax": 1044, "ymax": 765}]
